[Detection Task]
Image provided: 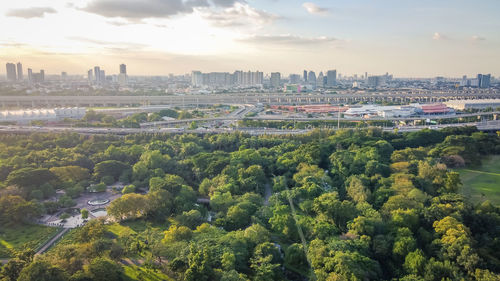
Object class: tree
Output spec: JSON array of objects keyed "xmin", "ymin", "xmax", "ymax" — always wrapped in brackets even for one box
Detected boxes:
[
  {"xmin": 17, "ymin": 260, "xmax": 68, "ymax": 281},
  {"xmin": 81, "ymin": 208, "xmax": 89, "ymax": 220},
  {"xmin": 50, "ymin": 166, "xmax": 90, "ymax": 183},
  {"xmin": 87, "ymin": 258, "xmax": 124, "ymax": 281},
  {"xmin": 107, "ymin": 193, "xmax": 148, "ymax": 221},
  {"xmin": 444, "ymin": 172, "xmax": 462, "ymax": 193},
  {"xmin": 404, "ymin": 249, "xmax": 426, "ymax": 275},
  {"xmin": 94, "ymin": 160, "xmax": 130, "ymax": 181},
  {"xmin": 121, "ymin": 184, "xmax": 135, "ymax": 194},
  {"xmin": 184, "ymin": 246, "xmax": 215, "ymax": 281}
]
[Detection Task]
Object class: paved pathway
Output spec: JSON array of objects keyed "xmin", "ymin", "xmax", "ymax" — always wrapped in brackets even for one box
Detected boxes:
[{"xmin": 36, "ymin": 228, "xmax": 70, "ymax": 255}]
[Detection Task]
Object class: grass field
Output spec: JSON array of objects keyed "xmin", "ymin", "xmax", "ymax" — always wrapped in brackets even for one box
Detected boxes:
[
  {"xmin": 458, "ymin": 155, "xmax": 500, "ymax": 205},
  {"xmin": 0, "ymin": 224, "xmax": 60, "ymax": 258}
]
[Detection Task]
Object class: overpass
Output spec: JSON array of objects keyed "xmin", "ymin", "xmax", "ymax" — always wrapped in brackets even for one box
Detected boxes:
[
  {"xmin": 0, "ymin": 91, "xmax": 499, "ymax": 108},
  {"xmin": 140, "ymin": 111, "xmax": 500, "ymax": 127},
  {"xmin": 1, "ymin": 121, "xmax": 499, "ymax": 136}
]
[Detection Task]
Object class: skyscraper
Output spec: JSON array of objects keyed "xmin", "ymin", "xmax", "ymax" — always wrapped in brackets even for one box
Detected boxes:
[
  {"xmin": 16, "ymin": 62, "xmax": 23, "ymax": 81},
  {"xmin": 303, "ymin": 70, "xmax": 308, "ymax": 82},
  {"xmin": 40, "ymin": 70, "xmax": 45, "ymax": 82},
  {"xmin": 191, "ymin": 71, "xmax": 203, "ymax": 87},
  {"xmin": 270, "ymin": 72, "xmax": 281, "ymax": 89},
  {"xmin": 119, "ymin": 64, "xmax": 127, "ymax": 75},
  {"xmin": 119, "ymin": 64, "xmax": 127, "ymax": 85},
  {"xmin": 317, "ymin": 72, "xmax": 324, "ymax": 88},
  {"xmin": 28, "ymin": 68, "xmax": 33, "ymax": 83},
  {"xmin": 327, "ymin": 70, "xmax": 337, "ymax": 87},
  {"xmin": 87, "ymin": 69, "xmax": 93, "ymax": 82},
  {"xmin": 308, "ymin": 71, "xmax": 316, "ymax": 85},
  {"xmin": 94, "ymin": 66, "xmax": 101, "ymax": 83},
  {"xmin": 6, "ymin": 63, "xmax": 17, "ymax": 81},
  {"xmin": 478, "ymin": 74, "xmax": 491, "ymax": 88}
]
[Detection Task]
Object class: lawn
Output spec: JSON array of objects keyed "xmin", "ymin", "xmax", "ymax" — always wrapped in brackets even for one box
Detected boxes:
[
  {"xmin": 458, "ymin": 155, "xmax": 500, "ymax": 205},
  {"xmin": 0, "ymin": 224, "xmax": 60, "ymax": 258}
]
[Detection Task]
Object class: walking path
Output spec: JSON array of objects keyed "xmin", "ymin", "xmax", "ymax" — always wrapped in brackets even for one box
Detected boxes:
[{"xmin": 36, "ymin": 228, "xmax": 70, "ymax": 255}]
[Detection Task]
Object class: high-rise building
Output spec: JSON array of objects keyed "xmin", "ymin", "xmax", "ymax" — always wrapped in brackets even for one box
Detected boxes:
[
  {"xmin": 28, "ymin": 68, "xmax": 33, "ymax": 83},
  {"xmin": 94, "ymin": 66, "xmax": 101, "ymax": 83},
  {"xmin": 40, "ymin": 70, "xmax": 45, "ymax": 82},
  {"xmin": 16, "ymin": 62, "xmax": 23, "ymax": 81},
  {"xmin": 270, "ymin": 72, "xmax": 281, "ymax": 89},
  {"xmin": 118, "ymin": 64, "xmax": 127, "ymax": 85},
  {"xmin": 100, "ymin": 70, "xmax": 106, "ymax": 83},
  {"xmin": 367, "ymin": 76, "xmax": 382, "ymax": 88},
  {"xmin": 119, "ymin": 64, "xmax": 127, "ymax": 75},
  {"xmin": 317, "ymin": 72, "xmax": 324, "ymax": 88},
  {"xmin": 6, "ymin": 63, "xmax": 17, "ymax": 81},
  {"xmin": 191, "ymin": 71, "xmax": 203, "ymax": 87},
  {"xmin": 478, "ymin": 74, "xmax": 491, "ymax": 88},
  {"xmin": 308, "ymin": 71, "xmax": 316, "ymax": 85},
  {"xmin": 303, "ymin": 70, "xmax": 308, "ymax": 82},
  {"xmin": 87, "ymin": 69, "xmax": 93, "ymax": 82},
  {"xmin": 327, "ymin": 70, "xmax": 337, "ymax": 87},
  {"xmin": 61, "ymin": 72, "xmax": 67, "ymax": 80}
]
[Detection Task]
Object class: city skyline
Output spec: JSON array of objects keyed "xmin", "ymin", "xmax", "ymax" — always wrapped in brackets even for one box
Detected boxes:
[{"xmin": 1, "ymin": 0, "xmax": 499, "ymax": 77}]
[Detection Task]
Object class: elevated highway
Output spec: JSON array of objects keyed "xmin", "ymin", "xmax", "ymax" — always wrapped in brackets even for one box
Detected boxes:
[{"xmin": 0, "ymin": 91, "xmax": 499, "ymax": 108}]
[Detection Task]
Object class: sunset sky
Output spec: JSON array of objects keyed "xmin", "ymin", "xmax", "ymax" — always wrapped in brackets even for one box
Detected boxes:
[{"xmin": 1, "ymin": 0, "xmax": 499, "ymax": 77}]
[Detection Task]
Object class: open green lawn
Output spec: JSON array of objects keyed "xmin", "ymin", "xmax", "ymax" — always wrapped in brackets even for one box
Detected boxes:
[
  {"xmin": 458, "ymin": 155, "xmax": 500, "ymax": 205},
  {"xmin": 0, "ymin": 224, "xmax": 60, "ymax": 258}
]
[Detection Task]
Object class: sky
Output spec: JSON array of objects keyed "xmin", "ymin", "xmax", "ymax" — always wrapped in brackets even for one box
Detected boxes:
[{"xmin": 1, "ymin": 0, "xmax": 499, "ymax": 77}]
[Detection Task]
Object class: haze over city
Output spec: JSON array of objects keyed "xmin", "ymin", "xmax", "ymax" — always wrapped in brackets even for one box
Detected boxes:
[{"xmin": 1, "ymin": 0, "xmax": 500, "ymax": 77}]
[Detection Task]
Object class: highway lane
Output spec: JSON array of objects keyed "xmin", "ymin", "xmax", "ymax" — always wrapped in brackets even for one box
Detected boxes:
[{"xmin": 140, "ymin": 111, "xmax": 500, "ymax": 127}]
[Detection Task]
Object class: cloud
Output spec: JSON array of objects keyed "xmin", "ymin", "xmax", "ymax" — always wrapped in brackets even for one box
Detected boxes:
[
  {"xmin": 239, "ymin": 34, "xmax": 338, "ymax": 46},
  {"xmin": 202, "ymin": 3, "xmax": 277, "ymax": 27},
  {"xmin": 432, "ymin": 32, "xmax": 447, "ymax": 40},
  {"xmin": 211, "ymin": 0, "xmax": 244, "ymax": 7},
  {"xmin": 471, "ymin": 35, "xmax": 486, "ymax": 41},
  {"xmin": 67, "ymin": 36, "xmax": 148, "ymax": 50},
  {"xmin": 6, "ymin": 7, "xmax": 57, "ymax": 18},
  {"xmin": 81, "ymin": 0, "xmax": 209, "ymax": 20},
  {"xmin": 302, "ymin": 2, "xmax": 329, "ymax": 15}
]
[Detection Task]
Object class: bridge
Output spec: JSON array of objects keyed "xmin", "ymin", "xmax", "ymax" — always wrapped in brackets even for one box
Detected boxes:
[{"xmin": 0, "ymin": 90, "xmax": 499, "ymax": 108}]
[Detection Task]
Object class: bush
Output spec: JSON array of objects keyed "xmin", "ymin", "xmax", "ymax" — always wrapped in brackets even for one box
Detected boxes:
[
  {"xmin": 101, "ymin": 176, "xmax": 115, "ymax": 185},
  {"xmin": 122, "ymin": 184, "xmax": 136, "ymax": 194}
]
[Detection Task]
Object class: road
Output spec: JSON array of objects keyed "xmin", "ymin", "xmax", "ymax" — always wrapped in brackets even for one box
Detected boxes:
[
  {"xmin": 0, "ymin": 120, "xmax": 499, "ymax": 136},
  {"xmin": 140, "ymin": 111, "xmax": 500, "ymax": 127}
]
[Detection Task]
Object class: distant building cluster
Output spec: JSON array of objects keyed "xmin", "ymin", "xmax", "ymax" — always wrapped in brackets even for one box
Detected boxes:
[
  {"xmin": 460, "ymin": 74, "xmax": 491, "ymax": 88},
  {"xmin": 0, "ymin": 108, "xmax": 86, "ymax": 124},
  {"xmin": 5, "ymin": 62, "xmax": 45, "ymax": 83},
  {"xmin": 191, "ymin": 70, "xmax": 264, "ymax": 87}
]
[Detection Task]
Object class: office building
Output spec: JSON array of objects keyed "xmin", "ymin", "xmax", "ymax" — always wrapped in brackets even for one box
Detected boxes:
[
  {"xmin": 303, "ymin": 70, "xmax": 308, "ymax": 82},
  {"xmin": 6, "ymin": 63, "xmax": 17, "ymax": 81},
  {"xmin": 327, "ymin": 70, "xmax": 337, "ymax": 87},
  {"xmin": 61, "ymin": 72, "xmax": 67, "ymax": 80},
  {"xmin": 16, "ymin": 62, "xmax": 23, "ymax": 81},
  {"xmin": 40, "ymin": 70, "xmax": 45, "ymax": 82},
  {"xmin": 270, "ymin": 72, "xmax": 281, "ymax": 89}
]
